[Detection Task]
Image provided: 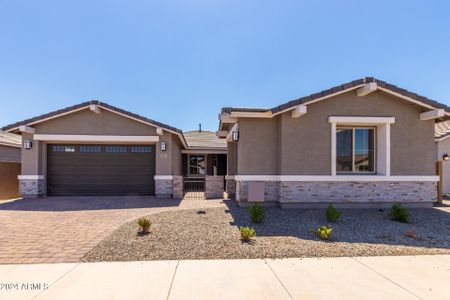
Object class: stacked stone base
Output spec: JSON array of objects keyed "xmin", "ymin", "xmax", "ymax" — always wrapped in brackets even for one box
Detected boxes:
[
  {"xmin": 205, "ymin": 176, "xmax": 224, "ymax": 199},
  {"xmin": 19, "ymin": 179, "xmax": 45, "ymax": 198},
  {"xmin": 234, "ymin": 180, "xmax": 437, "ymax": 207},
  {"xmin": 225, "ymin": 179, "xmax": 236, "ymax": 199},
  {"xmin": 155, "ymin": 176, "xmax": 183, "ymax": 198}
]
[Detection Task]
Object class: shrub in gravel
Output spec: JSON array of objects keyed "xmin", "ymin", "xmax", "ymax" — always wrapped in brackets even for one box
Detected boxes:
[
  {"xmin": 311, "ymin": 226, "xmax": 333, "ymax": 240},
  {"xmin": 137, "ymin": 217, "xmax": 152, "ymax": 234},
  {"xmin": 326, "ymin": 204, "xmax": 341, "ymax": 223},
  {"xmin": 239, "ymin": 226, "xmax": 256, "ymax": 241},
  {"xmin": 390, "ymin": 203, "xmax": 409, "ymax": 223},
  {"xmin": 248, "ymin": 203, "xmax": 265, "ymax": 223}
]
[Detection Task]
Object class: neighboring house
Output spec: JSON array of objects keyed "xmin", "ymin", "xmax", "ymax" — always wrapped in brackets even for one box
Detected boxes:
[
  {"xmin": 0, "ymin": 131, "xmax": 21, "ymax": 200},
  {"xmin": 2, "ymin": 101, "xmax": 226, "ymax": 199},
  {"xmin": 218, "ymin": 77, "xmax": 449, "ymax": 208}
]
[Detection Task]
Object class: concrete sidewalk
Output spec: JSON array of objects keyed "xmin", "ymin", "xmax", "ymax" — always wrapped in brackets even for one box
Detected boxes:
[{"xmin": 0, "ymin": 255, "xmax": 449, "ymax": 300}]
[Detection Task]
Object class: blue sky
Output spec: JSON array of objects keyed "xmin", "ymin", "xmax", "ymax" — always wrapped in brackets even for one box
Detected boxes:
[{"xmin": 1, "ymin": 0, "xmax": 450, "ymax": 131}]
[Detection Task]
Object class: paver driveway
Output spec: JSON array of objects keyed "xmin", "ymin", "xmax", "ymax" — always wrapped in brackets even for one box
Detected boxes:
[{"xmin": 0, "ymin": 196, "xmax": 224, "ymax": 264}]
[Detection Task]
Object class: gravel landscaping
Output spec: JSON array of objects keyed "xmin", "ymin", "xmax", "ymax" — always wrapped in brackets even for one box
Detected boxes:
[{"xmin": 83, "ymin": 203, "xmax": 450, "ymax": 261}]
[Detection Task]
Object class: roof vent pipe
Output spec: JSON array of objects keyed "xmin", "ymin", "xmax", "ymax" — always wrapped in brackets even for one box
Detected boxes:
[{"xmin": 199, "ymin": 123, "xmax": 202, "ymax": 132}]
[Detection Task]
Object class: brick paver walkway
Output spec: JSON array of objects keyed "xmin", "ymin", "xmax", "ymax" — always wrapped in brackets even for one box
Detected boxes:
[{"xmin": 0, "ymin": 196, "xmax": 225, "ymax": 264}]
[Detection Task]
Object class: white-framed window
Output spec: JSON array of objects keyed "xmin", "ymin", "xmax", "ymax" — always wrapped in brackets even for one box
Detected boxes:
[
  {"xmin": 188, "ymin": 155, "xmax": 206, "ymax": 175},
  {"xmin": 336, "ymin": 127, "xmax": 376, "ymax": 173},
  {"xmin": 329, "ymin": 116, "xmax": 395, "ymax": 176}
]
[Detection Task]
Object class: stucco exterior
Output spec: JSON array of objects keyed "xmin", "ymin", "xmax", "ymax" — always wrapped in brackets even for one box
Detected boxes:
[
  {"xmin": 224, "ymin": 84, "xmax": 440, "ymax": 207},
  {"xmin": 5, "ymin": 102, "xmax": 227, "ymax": 199},
  {"xmin": 0, "ymin": 145, "xmax": 21, "ymax": 163},
  {"xmin": 236, "ymin": 90, "xmax": 436, "ymax": 176}
]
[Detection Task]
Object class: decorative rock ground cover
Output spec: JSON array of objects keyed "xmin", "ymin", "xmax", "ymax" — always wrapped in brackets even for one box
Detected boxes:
[{"xmin": 83, "ymin": 204, "xmax": 450, "ymax": 262}]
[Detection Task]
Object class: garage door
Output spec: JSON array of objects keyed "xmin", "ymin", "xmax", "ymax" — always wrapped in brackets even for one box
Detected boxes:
[{"xmin": 47, "ymin": 144, "xmax": 155, "ymax": 196}]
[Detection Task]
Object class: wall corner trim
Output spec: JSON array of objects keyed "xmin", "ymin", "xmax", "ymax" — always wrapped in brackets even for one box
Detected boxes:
[{"xmin": 18, "ymin": 175, "xmax": 45, "ymax": 180}]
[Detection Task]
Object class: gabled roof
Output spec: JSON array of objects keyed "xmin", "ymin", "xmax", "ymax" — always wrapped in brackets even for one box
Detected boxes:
[
  {"xmin": 222, "ymin": 77, "xmax": 450, "ymax": 116},
  {"xmin": 184, "ymin": 130, "xmax": 227, "ymax": 149},
  {"xmin": 1, "ymin": 100, "xmax": 188, "ymax": 148},
  {"xmin": 0, "ymin": 131, "xmax": 21, "ymax": 148},
  {"xmin": 2, "ymin": 100, "xmax": 183, "ymax": 134}
]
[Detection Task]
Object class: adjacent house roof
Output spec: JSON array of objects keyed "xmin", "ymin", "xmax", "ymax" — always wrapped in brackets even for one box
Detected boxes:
[
  {"xmin": 184, "ymin": 130, "xmax": 227, "ymax": 149},
  {"xmin": 0, "ymin": 131, "xmax": 21, "ymax": 148},
  {"xmin": 222, "ymin": 77, "xmax": 450, "ymax": 115}
]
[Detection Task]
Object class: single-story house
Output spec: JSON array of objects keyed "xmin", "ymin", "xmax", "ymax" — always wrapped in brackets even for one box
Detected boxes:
[
  {"xmin": 218, "ymin": 77, "xmax": 450, "ymax": 208},
  {"xmin": 0, "ymin": 131, "xmax": 21, "ymax": 200},
  {"xmin": 2, "ymin": 101, "xmax": 226, "ymax": 198}
]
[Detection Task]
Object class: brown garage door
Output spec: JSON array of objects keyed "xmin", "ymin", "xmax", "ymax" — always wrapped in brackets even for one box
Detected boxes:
[{"xmin": 47, "ymin": 144, "xmax": 155, "ymax": 196}]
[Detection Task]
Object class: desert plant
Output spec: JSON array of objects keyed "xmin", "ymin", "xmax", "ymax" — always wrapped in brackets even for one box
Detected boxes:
[
  {"xmin": 326, "ymin": 204, "xmax": 341, "ymax": 222},
  {"xmin": 390, "ymin": 203, "xmax": 409, "ymax": 223},
  {"xmin": 248, "ymin": 203, "xmax": 265, "ymax": 223},
  {"xmin": 239, "ymin": 226, "xmax": 256, "ymax": 241},
  {"xmin": 310, "ymin": 226, "xmax": 333, "ymax": 240},
  {"xmin": 137, "ymin": 217, "xmax": 152, "ymax": 234}
]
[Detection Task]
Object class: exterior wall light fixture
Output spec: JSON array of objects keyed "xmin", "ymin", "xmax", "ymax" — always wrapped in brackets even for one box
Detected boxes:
[
  {"xmin": 24, "ymin": 139, "xmax": 32, "ymax": 150},
  {"xmin": 232, "ymin": 130, "xmax": 239, "ymax": 142},
  {"xmin": 443, "ymin": 154, "xmax": 449, "ymax": 161},
  {"xmin": 160, "ymin": 141, "xmax": 167, "ymax": 151}
]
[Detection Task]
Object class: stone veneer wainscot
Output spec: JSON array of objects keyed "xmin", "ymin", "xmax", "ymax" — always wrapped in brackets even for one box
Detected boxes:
[{"xmin": 234, "ymin": 179, "xmax": 437, "ymax": 206}]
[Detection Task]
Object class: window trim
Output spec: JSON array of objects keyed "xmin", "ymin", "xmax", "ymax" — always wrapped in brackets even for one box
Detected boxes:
[
  {"xmin": 336, "ymin": 126, "xmax": 376, "ymax": 174},
  {"xmin": 329, "ymin": 116, "xmax": 394, "ymax": 176}
]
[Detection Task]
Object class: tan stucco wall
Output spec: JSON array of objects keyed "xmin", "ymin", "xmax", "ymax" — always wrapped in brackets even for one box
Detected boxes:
[
  {"xmin": 437, "ymin": 138, "xmax": 450, "ymax": 193},
  {"xmin": 171, "ymin": 135, "xmax": 183, "ymax": 176},
  {"xmin": 235, "ymin": 90, "xmax": 436, "ymax": 175},
  {"xmin": 0, "ymin": 145, "xmax": 21, "ymax": 163},
  {"xmin": 34, "ymin": 108, "xmax": 158, "ymax": 135},
  {"xmin": 237, "ymin": 117, "xmax": 279, "ymax": 175}
]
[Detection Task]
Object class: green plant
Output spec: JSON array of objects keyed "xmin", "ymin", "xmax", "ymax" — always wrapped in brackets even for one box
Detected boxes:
[
  {"xmin": 247, "ymin": 203, "xmax": 265, "ymax": 223},
  {"xmin": 326, "ymin": 204, "xmax": 341, "ymax": 222},
  {"xmin": 239, "ymin": 226, "xmax": 256, "ymax": 241},
  {"xmin": 310, "ymin": 226, "xmax": 333, "ymax": 240},
  {"xmin": 390, "ymin": 203, "xmax": 409, "ymax": 223},
  {"xmin": 137, "ymin": 217, "xmax": 152, "ymax": 234}
]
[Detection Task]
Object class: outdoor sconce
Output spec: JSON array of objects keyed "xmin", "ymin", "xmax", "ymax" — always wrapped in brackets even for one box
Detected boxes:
[
  {"xmin": 232, "ymin": 130, "xmax": 239, "ymax": 142},
  {"xmin": 24, "ymin": 139, "xmax": 32, "ymax": 150},
  {"xmin": 443, "ymin": 154, "xmax": 449, "ymax": 161},
  {"xmin": 160, "ymin": 141, "xmax": 167, "ymax": 151}
]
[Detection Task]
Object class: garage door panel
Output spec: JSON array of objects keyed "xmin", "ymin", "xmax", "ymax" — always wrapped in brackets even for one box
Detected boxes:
[{"xmin": 47, "ymin": 144, "xmax": 156, "ymax": 196}]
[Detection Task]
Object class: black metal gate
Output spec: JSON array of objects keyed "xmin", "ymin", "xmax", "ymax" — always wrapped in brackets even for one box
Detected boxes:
[{"xmin": 183, "ymin": 177, "xmax": 205, "ymax": 199}]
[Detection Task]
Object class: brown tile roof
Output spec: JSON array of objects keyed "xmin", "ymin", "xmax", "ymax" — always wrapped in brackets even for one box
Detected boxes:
[
  {"xmin": 0, "ymin": 131, "xmax": 21, "ymax": 147},
  {"xmin": 184, "ymin": 130, "xmax": 227, "ymax": 148},
  {"xmin": 222, "ymin": 77, "xmax": 450, "ymax": 115},
  {"xmin": 2, "ymin": 100, "xmax": 184, "ymax": 135}
]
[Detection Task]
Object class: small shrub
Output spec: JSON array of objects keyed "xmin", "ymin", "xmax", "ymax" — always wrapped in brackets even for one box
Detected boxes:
[
  {"xmin": 137, "ymin": 217, "xmax": 152, "ymax": 234},
  {"xmin": 248, "ymin": 203, "xmax": 265, "ymax": 223},
  {"xmin": 390, "ymin": 203, "xmax": 409, "ymax": 223},
  {"xmin": 326, "ymin": 204, "xmax": 341, "ymax": 223},
  {"xmin": 239, "ymin": 226, "xmax": 256, "ymax": 241},
  {"xmin": 310, "ymin": 226, "xmax": 333, "ymax": 240}
]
